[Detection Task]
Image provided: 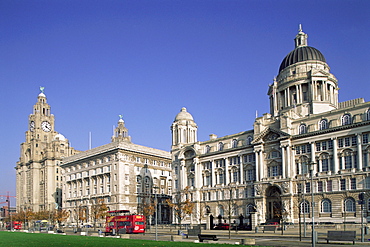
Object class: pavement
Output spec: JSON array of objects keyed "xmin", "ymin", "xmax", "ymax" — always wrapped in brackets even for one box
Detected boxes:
[{"xmin": 9, "ymin": 226, "xmax": 370, "ymax": 246}]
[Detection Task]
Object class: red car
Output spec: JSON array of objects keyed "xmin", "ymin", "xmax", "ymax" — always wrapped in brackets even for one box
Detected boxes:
[{"xmin": 213, "ymin": 223, "xmax": 230, "ymax": 230}]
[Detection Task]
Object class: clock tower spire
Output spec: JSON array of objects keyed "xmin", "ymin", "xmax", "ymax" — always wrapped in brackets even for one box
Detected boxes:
[{"xmin": 16, "ymin": 87, "xmax": 79, "ymax": 212}]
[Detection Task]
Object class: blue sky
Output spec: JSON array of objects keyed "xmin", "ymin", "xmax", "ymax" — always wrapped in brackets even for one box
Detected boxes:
[{"xmin": 0, "ymin": 0, "xmax": 369, "ymax": 206}]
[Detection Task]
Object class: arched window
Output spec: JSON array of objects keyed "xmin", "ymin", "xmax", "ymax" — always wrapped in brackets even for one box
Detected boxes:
[
  {"xmin": 321, "ymin": 199, "xmax": 332, "ymax": 213},
  {"xmin": 232, "ymin": 139, "xmax": 238, "ymax": 148},
  {"xmin": 342, "ymin": 150, "xmax": 355, "ymax": 169},
  {"xmin": 218, "ymin": 205, "xmax": 224, "ymax": 216},
  {"xmin": 246, "ymin": 135, "xmax": 253, "ymax": 145},
  {"xmin": 218, "ymin": 142, "xmax": 224, "ymax": 151},
  {"xmin": 366, "ymin": 109, "xmax": 370, "ymax": 121},
  {"xmin": 246, "ymin": 204, "xmax": 255, "ymax": 216},
  {"xmin": 319, "ymin": 119, "xmax": 328, "ymax": 130},
  {"xmin": 205, "ymin": 145, "xmax": 211, "ymax": 153},
  {"xmin": 344, "ymin": 198, "xmax": 356, "ymax": 212},
  {"xmin": 296, "ymin": 156, "xmax": 309, "ymax": 174},
  {"xmin": 341, "ymin": 114, "xmax": 352, "ymax": 126},
  {"xmin": 232, "ymin": 203, "xmax": 238, "ymax": 216},
  {"xmin": 299, "ymin": 124, "xmax": 307, "ymax": 134},
  {"xmin": 300, "ymin": 200, "xmax": 310, "ymax": 214}
]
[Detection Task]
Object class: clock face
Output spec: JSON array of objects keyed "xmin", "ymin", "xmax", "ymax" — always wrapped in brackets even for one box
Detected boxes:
[
  {"xmin": 30, "ymin": 121, "xmax": 35, "ymax": 132},
  {"xmin": 41, "ymin": 121, "xmax": 51, "ymax": 132}
]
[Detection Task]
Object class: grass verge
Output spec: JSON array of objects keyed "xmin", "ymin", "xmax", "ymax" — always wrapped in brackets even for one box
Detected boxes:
[{"xmin": 0, "ymin": 231, "xmax": 252, "ymax": 247}]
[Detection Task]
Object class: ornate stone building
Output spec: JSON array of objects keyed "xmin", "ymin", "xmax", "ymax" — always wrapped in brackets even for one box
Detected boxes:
[
  {"xmin": 61, "ymin": 117, "xmax": 172, "ymax": 225},
  {"xmin": 16, "ymin": 90, "xmax": 172, "ymax": 226},
  {"xmin": 16, "ymin": 89, "xmax": 80, "ymax": 212},
  {"xmin": 171, "ymin": 27, "xmax": 370, "ymax": 228}
]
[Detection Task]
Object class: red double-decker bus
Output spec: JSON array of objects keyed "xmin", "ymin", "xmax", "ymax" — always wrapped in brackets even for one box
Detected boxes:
[
  {"xmin": 105, "ymin": 210, "xmax": 146, "ymax": 235},
  {"xmin": 6, "ymin": 221, "xmax": 22, "ymax": 230}
]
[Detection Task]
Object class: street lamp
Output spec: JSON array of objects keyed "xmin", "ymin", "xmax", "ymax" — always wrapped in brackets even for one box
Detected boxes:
[
  {"xmin": 308, "ymin": 161, "xmax": 316, "ymax": 247},
  {"xmin": 153, "ymin": 186, "xmax": 158, "ymax": 241}
]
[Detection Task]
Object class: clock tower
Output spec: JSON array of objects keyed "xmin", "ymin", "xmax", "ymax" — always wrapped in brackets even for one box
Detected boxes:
[{"xmin": 16, "ymin": 87, "xmax": 79, "ymax": 212}]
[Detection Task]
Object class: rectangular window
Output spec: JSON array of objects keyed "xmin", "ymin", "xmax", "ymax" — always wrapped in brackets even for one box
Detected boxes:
[
  {"xmin": 316, "ymin": 142, "xmax": 321, "ymax": 152},
  {"xmin": 351, "ymin": 136, "xmax": 357, "ymax": 146},
  {"xmin": 338, "ymin": 138, "xmax": 343, "ymax": 148},
  {"xmin": 363, "ymin": 134, "xmax": 369, "ymax": 144},
  {"xmin": 350, "ymin": 178, "xmax": 356, "ymax": 190},
  {"xmin": 247, "ymin": 169, "xmax": 255, "ymax": 181},
  {"xmin": 364, "ymin": 153, "xmax": 368, "ymax": 167},
  {"xmin": 219, "ymin": 173, "xmax": 224, "ymax": 184},
  {"xmin": 321, "ymin": 141, "xmax": 327, "ymax": 150},
  {"xmin": 318, "ymin": 181, "xmax": 323, "ymax": 192},
  {"xmin": 307, "ymin": 144, "xmax": 311, "ymax": 153},
  {"xmin": 328, "ymin": 140, "xmax": 333, "ymax": 149},
  {"xmin": 344, "ymin": 137, "xmax": 350, "ymax": 147},
  {"xmin": 305, "ymin": 182, "xmax": 311, "ymax": 193},
  {"xmin": 327, "ymin": 180, "xmax": 332, "ymax": 192},
  {"xmin": 322, "ymin": 159, "xmax": 329, "ymax": 172},
  {"xmin": 345, "ymin": 156, "xmax": 352, "ymax": 169},
  {"xmin": 340, "ymin": 179, "xmax": 346, "ymax": 190},
  {"xmin": 297, "ymin": 183, "xmax": 302, "ymax": 194}
]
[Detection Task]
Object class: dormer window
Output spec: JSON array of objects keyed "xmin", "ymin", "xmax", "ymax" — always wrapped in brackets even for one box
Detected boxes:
[
  {"xmin": 299, "ymin": 124, "xmax": 307, "ymax": 134},
  {"xmin": 341, "ymin": 114, "xmax": 352, "ymax": 126},
  {"xmin": 218, "ymin": 142, "xmax": 224, "ymax": 151},
  {"xmin": 246, "ymin": 136, "xmax": 253, "ymax": 145},
  {"xmin": 319, "ymin": 119, "xmax": 328, "ymax": 130},
  {"xmin": 366, "ymin": 109, "xmax": 370, "ymax": 121}
]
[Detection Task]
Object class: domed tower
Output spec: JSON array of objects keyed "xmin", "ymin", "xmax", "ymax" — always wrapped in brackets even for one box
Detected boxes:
[
  {"xmin": 268, "ymin": 25, "xmax": 338, "ymax": 117},
  {"xmin": 171, "ymin": 107, "xmax": 197, "ymax": 147},
  {"xmin": 112, "ymin": 115, "xmax": 131, "ymax": 143}
]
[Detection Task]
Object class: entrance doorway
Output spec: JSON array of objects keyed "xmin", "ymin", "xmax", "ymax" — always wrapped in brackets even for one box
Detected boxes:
[{"xmin": 265, "ymin": 186, "xmax": 282, "ymax": 222}]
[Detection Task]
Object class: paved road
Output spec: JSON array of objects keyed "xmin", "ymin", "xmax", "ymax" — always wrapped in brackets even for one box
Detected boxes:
[
  {"xmin": 14, "ymin": 226, "xmax": 370, "ymax": 246},
  {"xmin": 134, "ymin": 226, "xmax": 370, "ymax": 246}
]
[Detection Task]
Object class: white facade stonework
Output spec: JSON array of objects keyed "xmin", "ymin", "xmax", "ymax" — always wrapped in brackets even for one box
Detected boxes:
[
  {"xmin": 171, "ymin": 27, "xmax": 370, "ymax": 227},
  {"xmin": 16, "ymin": 91, "xmax": 80, "ymax": 212},
  {"xmin": 61, "ymin": 119, "xmax": 172, "ymax": 225}
]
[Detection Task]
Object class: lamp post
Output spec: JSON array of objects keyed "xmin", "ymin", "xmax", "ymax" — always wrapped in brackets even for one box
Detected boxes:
[
  {"xmin": 308, "ymin": 161, "xmax": 316, "ymax": 247},
  {"xmin": 153, "ymin": 186, "xmax": 158, "ymax": 241}
]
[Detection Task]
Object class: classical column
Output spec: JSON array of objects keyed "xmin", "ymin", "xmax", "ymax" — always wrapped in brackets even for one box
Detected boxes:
[
  {"xmin": 311, "ymin": 142, "xmax": 316, "ymax": 173},
  {"xmin": 225, "ymin": 158, "xmax": 229, "ymax": 185},
  {"xmin": 332, "ymin": 138, "xmax": 339, "ymax": 173},
  {"xmin": 254, "ymin": 151, "xmax": 260, "ymax": 181},
  {"xmin": 357, "ymin": 134, "xmax": 363, "ymax": 170},
  {"xmin": 259, "ymin": 150, "xmax": 264, "ymax": 179},
  {"xmin": 239, "ymin": 155, "xmax": 244, "ymax": 184},
  {"xmin": 180, "ymin": 160, "xmax": 187, "ymax": 189},
  {"xmin": 211, "ymin": 160, "xmax": 216, "ymax": 186},
  {"xmin": 281, "ymin": 145, "xmax": 286, "ymax": 178}
]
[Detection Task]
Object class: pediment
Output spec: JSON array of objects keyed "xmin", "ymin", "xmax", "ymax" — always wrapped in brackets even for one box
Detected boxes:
[
  {"xmin": 252, "ymin": 127, "xmax": 290, "ymax": 144},
  {"xmin": 310, "ymin": 69, "xmax": 330, "ymax": 78}
]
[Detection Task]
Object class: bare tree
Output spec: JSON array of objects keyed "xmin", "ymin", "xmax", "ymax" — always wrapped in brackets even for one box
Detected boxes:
[
  {"xmin": 90, "ymin": 198, "xmax": 108, "ymax": 230},
  {"xmin": 166, "ymin": 186, "xmax": 194, "ymax": 230}
]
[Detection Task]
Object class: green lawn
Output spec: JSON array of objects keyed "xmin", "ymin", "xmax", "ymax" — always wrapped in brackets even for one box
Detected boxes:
[{"xmin": 0, "ymin": 231, "xmax": 251, "ymax": 247}]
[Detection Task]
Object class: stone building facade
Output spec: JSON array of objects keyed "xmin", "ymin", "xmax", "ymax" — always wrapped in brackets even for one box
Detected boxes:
[
  {"xmin": 171, "ymin": 27, "xmax": 370, "ymax": 228},
  {"xmin": 15, "ymin": 89, "xmax": 80, "ymax": 212},
  {"xmin": 61, "ymin": 118, "xmax": 172, "ymax": 225}
]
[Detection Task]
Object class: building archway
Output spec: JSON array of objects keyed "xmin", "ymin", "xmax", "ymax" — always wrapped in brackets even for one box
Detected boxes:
[{"xmin": 265, "ymin": 185, "xmax": 282, "ymax": 222}]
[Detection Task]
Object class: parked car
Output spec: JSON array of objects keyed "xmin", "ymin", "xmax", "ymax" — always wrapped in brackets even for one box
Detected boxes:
[
  {"xmin": 213, "ymin": 223, "xmax": 230, "ymax": 230},
  {"xmin": 231, "ymin": 224, "xmax": 252, "ymax": 230},
  {"xmin": 266, "ymin": 222, "xmax": 279, "ymax": 225}
]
